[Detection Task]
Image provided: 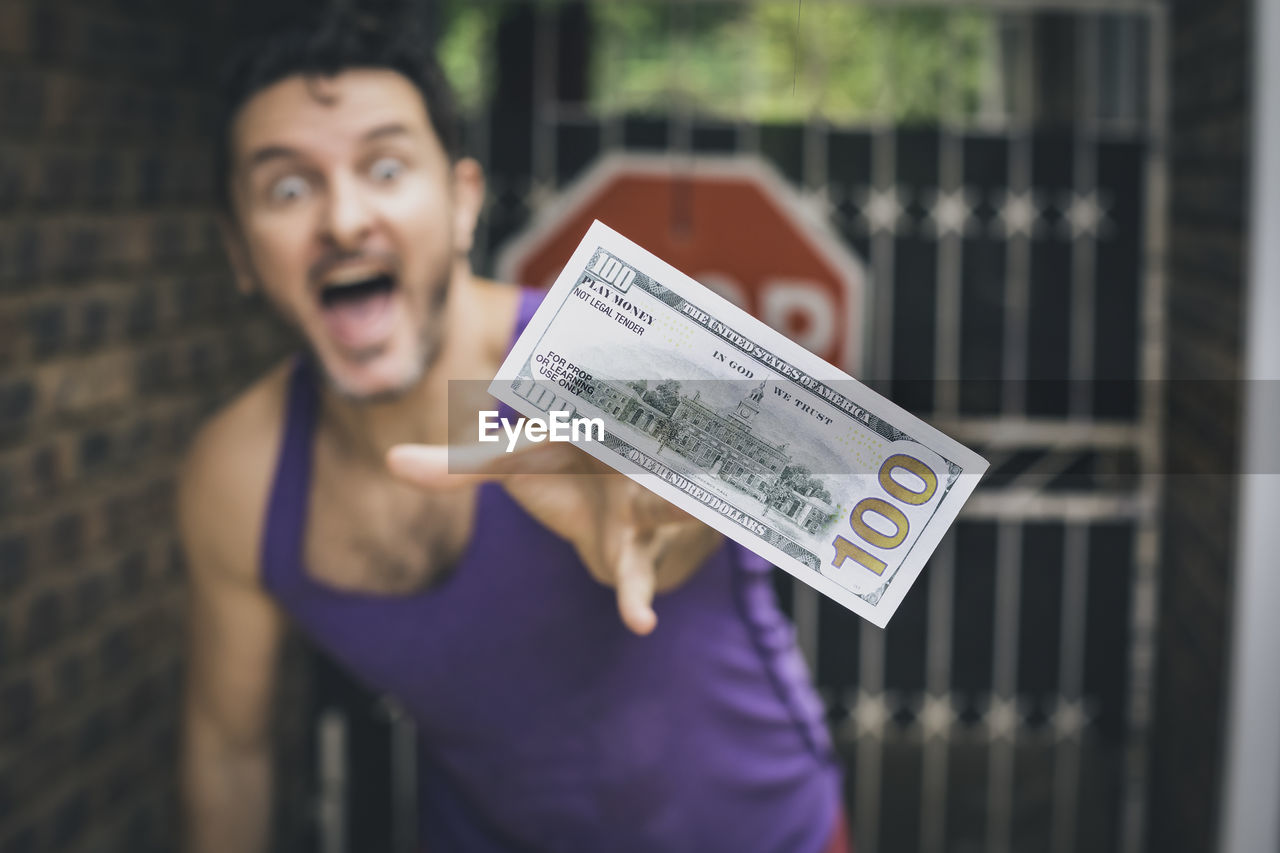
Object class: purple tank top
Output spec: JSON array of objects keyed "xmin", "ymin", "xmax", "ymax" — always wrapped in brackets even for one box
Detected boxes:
[{"xmin": 261, "ymin": 287, "xmax": 841, "ymax": 853}]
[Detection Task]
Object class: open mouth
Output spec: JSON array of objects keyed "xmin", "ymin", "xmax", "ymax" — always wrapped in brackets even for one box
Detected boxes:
[
  {"xmin": 320, "ymin": 272, "xmax": 396, "ymax": 306},
  {"xmin": 317, "ymin": 272, "xmax": 399, "ymax": 351}
]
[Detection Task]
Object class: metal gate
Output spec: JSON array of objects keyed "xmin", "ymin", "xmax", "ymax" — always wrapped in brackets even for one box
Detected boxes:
[
  {"xmin": 473, "ymin": 3, "xmax": 1166, "ymax": 852},
  {"xmin": 313, "ymin": 2, "xmax": 1168, "ymax": 852}
]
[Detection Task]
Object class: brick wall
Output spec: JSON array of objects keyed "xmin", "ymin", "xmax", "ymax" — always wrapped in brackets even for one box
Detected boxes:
[
  {"xmin": 0, "ymin": 2, "xmax": 307, "ymax": 850},
  {"xmin": 1149, "ymin": 1, "xmax": 1251, "ymax": 851}
]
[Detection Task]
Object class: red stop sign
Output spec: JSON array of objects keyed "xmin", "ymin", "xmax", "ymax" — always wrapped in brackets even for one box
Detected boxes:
[{"xmin": 497, "ymin": 155, "xmax": 868, "ymax": 374}]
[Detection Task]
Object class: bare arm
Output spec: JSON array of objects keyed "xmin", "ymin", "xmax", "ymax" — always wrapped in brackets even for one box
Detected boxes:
[{"xmin": 179, "ymin": 431, "xmax": 286, "ymax": 853}]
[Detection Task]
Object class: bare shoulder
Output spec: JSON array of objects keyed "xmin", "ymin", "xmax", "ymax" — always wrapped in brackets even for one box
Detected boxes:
[{"xmin": 177, "ymin": 357, "xmax": 296, "ymax": 588}]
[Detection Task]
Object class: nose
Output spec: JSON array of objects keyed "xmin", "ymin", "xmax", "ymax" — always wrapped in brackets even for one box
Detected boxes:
[{"xmin": 319, "ymin": 173, "xmax": 374, "ymax": 250}]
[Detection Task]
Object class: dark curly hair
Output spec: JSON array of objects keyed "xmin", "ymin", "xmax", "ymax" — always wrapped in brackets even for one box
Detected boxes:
[{"xmin": 213, "ymin": 4, "xmax": 462, "ymax": 215}]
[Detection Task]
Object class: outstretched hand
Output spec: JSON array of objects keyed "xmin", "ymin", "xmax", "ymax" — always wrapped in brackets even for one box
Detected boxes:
[{"xmin": 386, "ymin": 431, "xmax": 722, "ymax": 635}]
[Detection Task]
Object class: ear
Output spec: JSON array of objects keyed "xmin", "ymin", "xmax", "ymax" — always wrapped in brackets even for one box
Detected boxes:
[
  {"xmin": 218, "ymin": 214, "xmax": 258, "ymax": 296},
  {"xmin": 450, "ymin": 157, "xmax": 486, "ymax": 255}
]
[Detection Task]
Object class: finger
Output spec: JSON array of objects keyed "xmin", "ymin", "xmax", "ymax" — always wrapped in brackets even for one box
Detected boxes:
[
  {"xmin": 386, "ymin": 432, "xmax": 582, "ymax": 488},
  {"xmin": 615, "ymin": 529, "xmax": 658, "ymax": 636},
  {"xmin": 386, "ymin": 444, "xmax": 489, "ymax": 488},
  {"xmin": 631, "ymin": 486, "xmax": 698, "ymax": 528}
]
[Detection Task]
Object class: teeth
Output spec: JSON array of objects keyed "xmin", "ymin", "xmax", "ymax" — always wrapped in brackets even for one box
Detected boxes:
[
  {"xmin": 325, "ymin": 274, "xmax": 378, "ymax": 286},
  {"xmin": 323, "ymin": 269, "xmax": 389, "ymax": 287}
]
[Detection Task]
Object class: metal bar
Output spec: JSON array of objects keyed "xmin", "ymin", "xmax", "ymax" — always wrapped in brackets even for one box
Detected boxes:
[
  {"xmin": 1058, "ymin": 524, "xmax": 1090, "ymax": 701},
  {"xmin": 962, "ymin": 489, "xmax": 1150, "ymax": 521},
  {"xmin": 854, "ymin": 627, "xmax": 886, "ymax": 853},
  {"xmin": 804, "ymin": 115, "xmax": 829, "ymax": 198},
  {"xmin": 932, "ymin": 40, "xmax": 964, "ymax": 418},
  {"xmin": 928, "ymin": 417, "xmax": 1142, "ymax": 449},
  {"xmin": 1000, "ymin": 12, "xmax": 1034, "ymax": 416},
  {"xmin": 736, "ymin": 113, "xmax": 761, "ymax": 154},
  {"xmin": 549, "ymin": 103, "xmax": 603, "ymax": 124},
  {"xmin": 469, "ymin": 16, "xmax": 494, "ymax": 274},
  {"xmin": 976, "ymin": 11, "xmax": 1009, "ymax": 130},
  {"xmin": 919, "ymin": 25, "xmax": 960, "ymax": 843},
  {"xmin": 1119, "ymin": 6, "xmax": 1168, "ymax": 852},
  {"xmin": 531, "ymin": 1, "xmax": 556, "ymax": 203},
  {"xmin": 985, "ymin": 522, "xmax": 1022, "ymax": 853},
  {"xmin": 671, "ymin": 0, "xmax": 695, "ymax": 158},
  {"xmin": 919, "ymin": 533, "xmax": 955, "ymax": 853},
  {"xmin": 793, "ymin": 30, "xmax": 828, "ymax": 668},
  {"xmin": 792, "ymin": 582, "xmax": 820, "ymax": 671},
  {"xmin": 1115, "ymin": 15, "xmax": 1142, "ymax": 123},
  {"xmin": 1096, "ymin": 13, "xmax": 1145, "ymax": 136},
  {"xmin": 1050, "ymin": 522, "xmax": 1089, "ymax": 853},
  {"xmin": 602, "ymin": 40, "xmax": 623, "ymax": 153},
  {"xmin": 389, "ymin": 706, "xmax": 419, "ymax": 853},
  {"xmin": 854, "ymin": 53, "xmax": 896, "ymax": 848},
  {"xmin": 1000, "ymin": 447, "xmax": 1088, "ymax": 492},
  {"xmin": 736, "ymin": 13, "xmax": 761, "ymax": 155},
  {"xmin": 866, "ymin": 0, "xmax": 900, "ymax": 389},
  {"xmin": 317, "ymin": 710, "xmax": 348, "ymax": 853},
  {"xmin": 1068, "ymin": 15, "xmax": 1100, "ymax": 419},
  {"xmin": 869, "ymin": 128, "xmax": 896, "ymax": 386}
]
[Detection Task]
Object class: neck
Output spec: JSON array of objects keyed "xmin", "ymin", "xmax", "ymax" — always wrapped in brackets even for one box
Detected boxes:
[{"xmin": 315, "ymin": 264, "xmax": 505, "ymax": 469}]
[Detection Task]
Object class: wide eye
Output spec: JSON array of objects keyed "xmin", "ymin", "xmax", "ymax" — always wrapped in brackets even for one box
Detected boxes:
[
  {"xmin": 369, "ymin": 156, "xmax": 404, "ymax": 183},
  {"xmin": 269, "ymin": 174, "xmax": 310, "ymax": 204}
]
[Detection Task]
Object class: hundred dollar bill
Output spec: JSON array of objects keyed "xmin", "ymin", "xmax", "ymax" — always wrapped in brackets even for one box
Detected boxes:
[{"xmin": 489, "ymin": 220, "xmax": 988, "ymax": 628}]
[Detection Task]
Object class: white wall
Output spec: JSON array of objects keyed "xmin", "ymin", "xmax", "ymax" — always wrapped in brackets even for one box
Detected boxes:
[{"xmin": 1218, "ymin": 1, "xmax": 1280, "ymax": 851}]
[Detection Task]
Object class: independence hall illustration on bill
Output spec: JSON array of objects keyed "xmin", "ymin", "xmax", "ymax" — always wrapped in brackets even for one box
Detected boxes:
[{"xmin": 511, "ymin": 376, "xmax": 839, "ymax": 536}]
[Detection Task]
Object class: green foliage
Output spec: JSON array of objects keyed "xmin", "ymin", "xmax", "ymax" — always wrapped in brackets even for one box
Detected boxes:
[
  {"xmin": 588, "ymin": 1, "xmax": 998, "ymax": 125},
  {"xmin": 437, "ymin": 0, "xmax": 498, "ymax": 114},
  {"xmin": 434, "ymin": 2, "xmax": 998, "ymax": 124}
]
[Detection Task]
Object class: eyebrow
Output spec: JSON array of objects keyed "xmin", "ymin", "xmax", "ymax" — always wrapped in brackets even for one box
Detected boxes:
[
  {"xmin": 245, "ymin": 145, "xmax": 301, "ymax": 171},
  {"xmin": 362, "ymin": 122, "xmax": 415, "ymax": 142},
  {"xmin": 244, "ymin": 123, "xmax": 418, "ymax": 172}
]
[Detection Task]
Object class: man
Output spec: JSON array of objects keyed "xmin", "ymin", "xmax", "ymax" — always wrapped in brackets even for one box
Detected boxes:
[{"xmin": 180, "ymin": 10, "xmax": 847, "ymax": 852}]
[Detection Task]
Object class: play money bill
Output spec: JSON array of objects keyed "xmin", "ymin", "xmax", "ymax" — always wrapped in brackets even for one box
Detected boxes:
[{"xmin": 489, "ymin": 220, "xmax": 988, "ymax": 627}]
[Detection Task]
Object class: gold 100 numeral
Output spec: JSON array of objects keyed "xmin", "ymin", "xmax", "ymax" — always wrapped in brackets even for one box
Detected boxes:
[
  {"xmin": 830, "ymin": 454, "xmax": 939, "ymax": 576},
  {"xmin": 589, "ymin": 251, "xmax": 636, "ymax": 290}
]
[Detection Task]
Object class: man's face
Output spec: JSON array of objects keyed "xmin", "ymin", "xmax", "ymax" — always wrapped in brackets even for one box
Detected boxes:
[{"xmin": 225, "ymin": 69, "xmax": 481, "ymax": 401}]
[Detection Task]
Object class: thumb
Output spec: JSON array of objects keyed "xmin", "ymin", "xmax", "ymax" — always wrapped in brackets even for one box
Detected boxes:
[
  {"xmin": 386, "ymin": 444, "xmax": 452, "ymax": 486},
  {"xmin": 387, "ymin": 434, "xmax": 580, "ymax": 489},
  {"xmin": 615, "ymin": 529, "xmax": 658, "ymax": 636}
]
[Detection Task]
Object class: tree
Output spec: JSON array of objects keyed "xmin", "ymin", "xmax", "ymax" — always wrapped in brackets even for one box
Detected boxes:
[
  {"xmin": 779, "ymin": 464, "xmax": 812, "ymax": 488},
  {"xmin": 642, "ymin": 379, "xmax": 680, "ymax": 416},
  {"xmin": 652, "ymin": 417, "xmax": 681, "ymax": 456},
  {"xmin": 762, "ymin": 468, "xmax": 800, "ymax": 514},
  {"xmin": 585, "ymin": 2, "xmax": 996, "ymax": 125}
]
